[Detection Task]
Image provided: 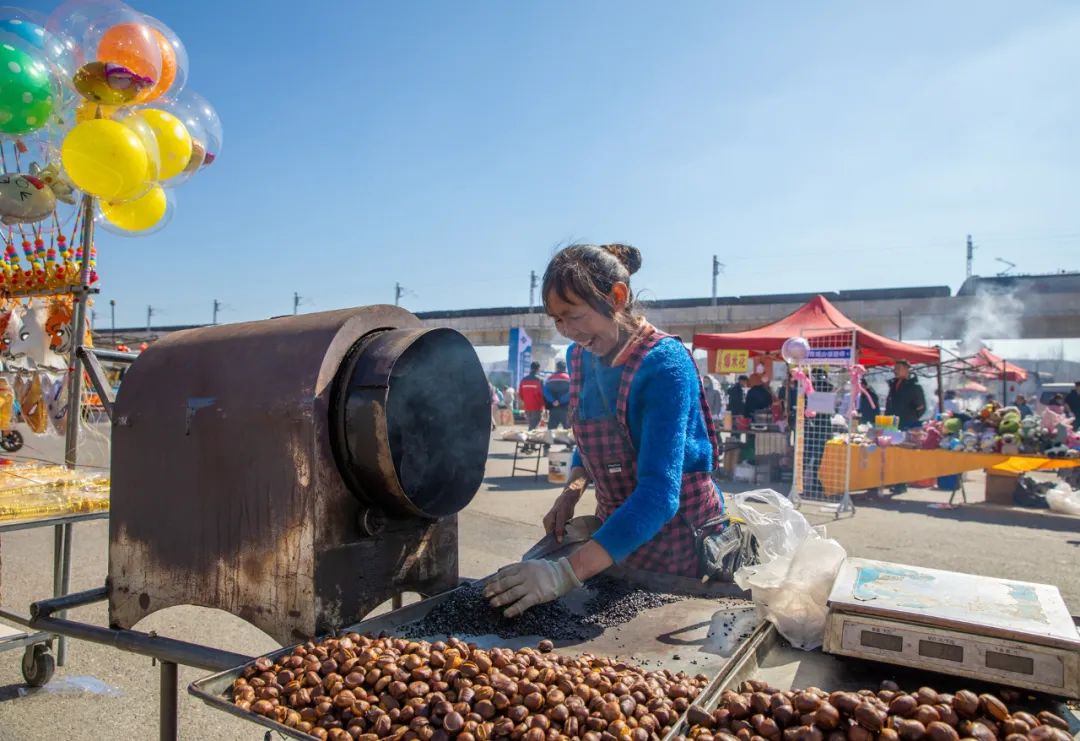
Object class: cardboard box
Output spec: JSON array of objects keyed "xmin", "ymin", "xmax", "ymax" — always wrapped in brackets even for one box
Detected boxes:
[{"xmin": 985, "ymin": 470, "xmax": 1019, "ymax": 505}]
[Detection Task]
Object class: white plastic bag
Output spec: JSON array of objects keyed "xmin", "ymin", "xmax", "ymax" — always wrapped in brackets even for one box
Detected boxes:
[
  {"xmin": 1046, "ymin": 484, "xmax": 1080, "ymax": 516},
  {"xmin": 731, "ymin": 489, "xmax": 847, "ymax": 650}
]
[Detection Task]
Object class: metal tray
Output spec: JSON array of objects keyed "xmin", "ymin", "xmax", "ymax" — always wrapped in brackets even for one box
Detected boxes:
[
  {"xmin": 671, "ymin": 621, "xmax": 1080, "ymax": 738},
  {"xmin": 190, "ymin": 569, "xmax": 754, "ymax": 740}
]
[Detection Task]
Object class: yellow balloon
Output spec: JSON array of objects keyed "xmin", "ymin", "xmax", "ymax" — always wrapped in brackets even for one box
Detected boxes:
[
  {"xmin": 74, "ymin": 101, "xmax": 118, "ymax": 123},
  {"xmin": 61, "ymin": 120, "xmax": 149, "ymax": 201},
  {"xmin": 138, "ymin": 108, "xmax": 192, "ymax": 180},
  {"xmin": 101, "ymin": 185, "xmax": 167, "ymax": 231}
]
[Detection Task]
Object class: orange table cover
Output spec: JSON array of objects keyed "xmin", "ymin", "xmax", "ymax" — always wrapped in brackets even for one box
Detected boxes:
[{"xmin": 818, "ymin": 443, "xmax": 1080, "ymax": 494}]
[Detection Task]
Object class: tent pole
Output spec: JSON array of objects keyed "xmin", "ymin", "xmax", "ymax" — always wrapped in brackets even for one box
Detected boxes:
[
  {"xmin": 1002, "ymin": 359, "xmax": 1007, "ymax": 405},
  {"xmin": 937, "ymin": 358, "xmax": 944, "ymax": 414}
]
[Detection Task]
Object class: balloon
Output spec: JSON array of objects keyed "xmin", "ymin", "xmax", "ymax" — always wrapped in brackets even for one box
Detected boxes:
[
  {"xmin": 139, "ymin": 16, "xmax": 189, "ymax": 102},
  {"xmin": 73, "ymin": 59, "xmax": 150, "ymax": 104},
  {"xmin": 100, "ymin": 183, "xmax": 166, "ymax": 231},
  {"xmin": 0, "ymin": 43, "xmax": 55, "ymax": 134},
  {"xmin": 151, "ymin": 90, "xmax": 221, "ymax": 185},
  {"xmin": 781, "ymin": 337, "xmax": 811, "ymax": 365},
  {"xmin": 113, "ymin": 108, "xmax": 159, "ymax": 185},
  {"xmin": 138, "ymin": 107, "xmax": 190, "ymax": 180},
  {"xmin": 96, "ymin": 22, "xmax": 161, "ymax": 100},
  {"xmin": 61, "ymin": 118, "xmax": 148, "ymax": 200},
  {"xmin": 0, "ymin": 18, "xmax": 48, "ymax": 50}
]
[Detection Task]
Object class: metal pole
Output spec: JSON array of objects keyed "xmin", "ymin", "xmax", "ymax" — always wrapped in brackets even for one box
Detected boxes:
[
  {"xmin": 160, "ymin": 660, "xmax": 178, "ymax": 741},
  {"xmin": 529, "ymin": 270, "xmax": 537, "ymax": 313},
  {"xmin": 897, "ymin": 309, "xmax": 903, "ymax": 340},
  {"xmin": 293, "ymin": 292, "xmax": 299, "ymax": 315},
  {"xmin": 145, "ymin": 305, "xmax": 152, "ymax": 334},
  {"xmin": 936, "ymin": 361, "xmax": 944, "ymax": 414},
  {"xmin": 711, "ymin": 255, "xmax": 719, "ymax": 307},
  {"xmin": 57, "ymin": 522, "xmax": 73, "ymax": 666},
  {"xmin": 1002, "ymin": 359, "xmax": 1007, "ymax": 405},
  {"xmin": 212, "ymin": 299, "xmax": 219, "ymax": 325},
  {"xmin": 109, "ymin": 299, "xmax": 115, "ymax": 346},
  {"xmin": 64, "ymin": 195, "xmax": 94, "ymax": 470}
]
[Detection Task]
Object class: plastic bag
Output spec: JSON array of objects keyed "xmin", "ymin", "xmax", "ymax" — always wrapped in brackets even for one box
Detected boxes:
[
  {"xmin": 731, "ymin": 489, "xmax": 847, "ymax": 651},
  {"xmin": 1046, "ymin": 484, "xmax": 1080, "ymax": 516}
]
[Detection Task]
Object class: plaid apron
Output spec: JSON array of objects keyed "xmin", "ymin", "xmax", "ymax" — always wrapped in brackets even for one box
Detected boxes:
[{"xmin": 569, "ymin": 328, "xmax": 724, "ymax": 577}]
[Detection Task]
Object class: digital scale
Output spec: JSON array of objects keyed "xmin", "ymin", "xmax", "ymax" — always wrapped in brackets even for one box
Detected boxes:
[{"xmin": 823, "ymin": 558, "xmax": 1080, "ymax": 698}]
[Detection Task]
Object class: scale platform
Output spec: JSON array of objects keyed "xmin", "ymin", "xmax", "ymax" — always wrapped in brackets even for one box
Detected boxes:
[{"xmin": 823, "ymin": 558, "xmax": 1080, "ymax": 698}]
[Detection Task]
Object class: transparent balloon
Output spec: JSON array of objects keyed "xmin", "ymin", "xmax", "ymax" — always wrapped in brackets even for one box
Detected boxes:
[
  {"xmin": 139, "ymin": 14, "xmax": 186, "ymax": 102},
  {"xmin": 47, "ymin": 0, "xmax": 163, "ymax": 106},
  {"xmin": 109, "ymin": 105, "xmax": 159, "ymax": 191},
  {"xmin": 97, "ymin": 182, "xmax": 173, "ymax": 237},
  {"xmin": 781, "ymin": 336, "xmax": 811, "ymax": 365},
  {"xmin": 149, "ymin": 89, "xmax": 220, "ymax": 186}
]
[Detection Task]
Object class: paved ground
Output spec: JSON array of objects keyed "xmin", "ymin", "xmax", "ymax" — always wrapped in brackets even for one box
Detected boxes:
[{"xmin": 0, "ymin": 435, "xmax": 1077, "ymax": 740}]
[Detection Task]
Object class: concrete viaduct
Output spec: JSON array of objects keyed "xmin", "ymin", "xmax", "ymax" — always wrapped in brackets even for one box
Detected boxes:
[{"xmin": 94, "ymin": 274, "xmax": 1080, "ymax": 360}]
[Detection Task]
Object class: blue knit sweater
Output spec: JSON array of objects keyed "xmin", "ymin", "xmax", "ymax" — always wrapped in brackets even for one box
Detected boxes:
[{"xmin": 568, "ymin": 338, "xmax": 722, "ymax": 563}]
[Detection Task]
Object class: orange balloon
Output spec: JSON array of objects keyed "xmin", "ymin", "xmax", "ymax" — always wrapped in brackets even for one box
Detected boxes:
[
  {"xmin": 97, "ymin": 23, "xmax": 160, "ymax": 100},
  {"xmin": 144, "ymin": 29, "xmax": 176, "ymax": 102}
]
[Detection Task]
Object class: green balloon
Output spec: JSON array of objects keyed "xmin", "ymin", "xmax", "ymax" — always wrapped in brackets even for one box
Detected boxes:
[{"xmin": 0, "ymin": 43, "xmax": 54, "ymax": 135}]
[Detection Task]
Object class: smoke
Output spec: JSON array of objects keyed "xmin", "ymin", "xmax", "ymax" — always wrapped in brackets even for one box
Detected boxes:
[{"xmin": 958, "ymin": 287, "xmax": 1024, "ymax": 355}]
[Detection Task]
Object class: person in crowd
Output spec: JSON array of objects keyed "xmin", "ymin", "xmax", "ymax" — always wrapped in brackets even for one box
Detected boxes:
[
  {"xmin": 943, "ymin": 389, "xmax": 961, "ymax": 416},
  {"xmin": 1015, "ymin": 394, "xmax": 1032, "ymax": 418},
  {"xmin": 502, "ymin": 385, "xmax": 517, "ymax": 414},
  {"xmin": 771, "ymin": 386, "xmax": 785, "ymax": 423},
  {"xmin": 728, "ymin": 375, "xmax": 748, "ymax": 418},
  {"xmin": 786, "ymin": 377, "xmax": 799, "ymax": 429},
  {"xmin": 743, "ymin": 376, "xmax": 773, "ymax": 420},
  {"xmin": 858, "ymin": 377, "xmax": 879, "ymax": 425},
  {"xmin": 1049, "ymin": 393, "xmax": 1068, "ymax": 416},
  {"xmin": 702, "ymin": 375, "xmax": 724, "ymax": 421},
  {"xmin": 885, "ymin": 359, "xmax": 926, "ymax": 493},
  {"xmin": 518, "ymin": 361, "xmax": 546, "ymax": 451},
  {"xmin": 1066, "ymin": 382, "xmax": 1080, "ymax": 430},
  {"xmin": 544, "ymin": 360, "xmax": 572, "ymax": 430},
  {"xmin": 485, "ymin": 243, "xmax": 725, "ymax": 618},
  {"xmin": 489, "ymin": 381, "xmax": 501, "ymax": 431}
]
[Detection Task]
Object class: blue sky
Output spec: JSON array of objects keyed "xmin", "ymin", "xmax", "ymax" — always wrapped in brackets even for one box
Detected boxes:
[{"xmin": 24, "ymin": 1, "xmax": 1080, "ymax": 331}]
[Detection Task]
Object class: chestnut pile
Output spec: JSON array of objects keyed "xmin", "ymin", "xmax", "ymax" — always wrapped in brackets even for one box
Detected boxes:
[
  {"xmin": 231, "ymin": 633, "xmax": 710, "ymax": 741},
  {"xmin": 674, "ymin": 680, "xmax": 1073, "ymax": 741}
]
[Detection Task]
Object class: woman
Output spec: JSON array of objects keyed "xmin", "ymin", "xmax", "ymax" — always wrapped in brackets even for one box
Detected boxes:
[
  {"xmin": 485, "ymin": 244, "xmax": 724, "ymax": 618},
  {"xmin": 1015, "ymin": 394, "xmax": 1032, "ymax": 418}
]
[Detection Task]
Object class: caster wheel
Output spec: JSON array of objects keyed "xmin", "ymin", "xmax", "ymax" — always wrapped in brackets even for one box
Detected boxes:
[
  {"xmin": 21, "ymin": 644, "xmax": 55, "ymax": 687},
  {"xmin": 0, "ymin": 430, "xmax": 23, "ymax": 452}
]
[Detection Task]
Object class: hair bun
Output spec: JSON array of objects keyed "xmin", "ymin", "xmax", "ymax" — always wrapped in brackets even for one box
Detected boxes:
[{"xmin": 601, "ymin": 243, "xmax": 642, "ymax": 275}]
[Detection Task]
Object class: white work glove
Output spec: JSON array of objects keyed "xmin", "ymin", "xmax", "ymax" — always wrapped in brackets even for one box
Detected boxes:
[{"xmin": 484, "ymin": 557, "xmax": 582, "ymax": 618}]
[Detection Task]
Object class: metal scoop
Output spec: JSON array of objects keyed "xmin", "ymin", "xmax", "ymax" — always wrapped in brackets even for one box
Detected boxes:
[{"xmin": 521, "ymin": 515, "xmax": 601, "ymax": 561}]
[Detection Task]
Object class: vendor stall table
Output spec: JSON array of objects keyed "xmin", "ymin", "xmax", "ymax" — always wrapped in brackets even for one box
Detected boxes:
[
  {"xmin": 819, "ymin": 443, "xmax": 1080, "ymax": 496},
  {"xmin": 0, "ymin": 508, "xmax": 108, "ymax": 685}
]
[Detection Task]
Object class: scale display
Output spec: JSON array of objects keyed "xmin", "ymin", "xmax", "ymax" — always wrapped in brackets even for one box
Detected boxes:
[{"xmin": 824, "ymin": 559, "xmax": 1080, "ymax": 698}]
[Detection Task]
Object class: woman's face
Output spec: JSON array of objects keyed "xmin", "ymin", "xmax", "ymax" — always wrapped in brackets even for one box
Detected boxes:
[{"xmin": 546, "ymin": 287, "xmax": 623, "ymax": 356}]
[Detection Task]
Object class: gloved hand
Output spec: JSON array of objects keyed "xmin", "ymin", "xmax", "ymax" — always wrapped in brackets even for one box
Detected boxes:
[{"xmin": 484, "ymin": 557, "xmax": 582, "ymax": 618}]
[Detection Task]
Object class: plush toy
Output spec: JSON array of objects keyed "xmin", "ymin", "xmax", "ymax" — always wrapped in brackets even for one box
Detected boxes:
[
  {"xmin": 979, "ymin": 431, "xmax": 997, "ymax": 453},
  {"xmin": 943, "ymin": 417, "xmax": 962, "ymax": 436},
  {"xmin": 962, "ymin": 431, "xmax": 978, "ymax": 452},
  {"xmin": 1000, "ymin": 433, "xmax": 1019, "ymax": 455},
  {"xmin": 998, "ymin": 413, "xmax": 1021, "ymax": 435}
]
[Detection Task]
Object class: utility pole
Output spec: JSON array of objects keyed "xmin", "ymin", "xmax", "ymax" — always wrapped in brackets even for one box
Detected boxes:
[
  {"xmin": 109, "ymin": 299, "xmax": 116, "ymax": 345},
  {"xmin": 90, "ymin": 309, "xmax": 96, "ymax": 329},
  {"xmin": 529, "ymin": 270, "xmax": 538, "ymax": 313},
  {"xmin": 395, "ymin": 282, "xmax": 404, "ymax": 306},
  {"xmin": 212, "ymin": 299, "xmax": 221, "ymax": 324},
  {"xmin": 966, "ymin": 234, "xmax": 975, "ymax": 279},
  {"xmin": 711, "ymin": 255, "xmax": 724, "ymax": 306},
  {"xmin": 293, "ymin": 292, "xmax": 301, "ymax": 315},
  {"xmin": 146, "ymin": 305, "xmax": 154, "ymax": 335}
]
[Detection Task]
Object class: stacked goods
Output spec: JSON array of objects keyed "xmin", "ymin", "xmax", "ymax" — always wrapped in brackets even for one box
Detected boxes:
[
  {"xmin": 676, "ymin": 680, "xmax": 1072, "ymax": 741},
  {"xmin": 232, "ymin": 634, "xmax": 710, "ymax": 741}
]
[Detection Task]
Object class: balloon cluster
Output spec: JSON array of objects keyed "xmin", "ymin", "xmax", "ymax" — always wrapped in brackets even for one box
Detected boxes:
[{"xmin": 0, "ymin": 0, "xmax": 221, "ymax": 293}]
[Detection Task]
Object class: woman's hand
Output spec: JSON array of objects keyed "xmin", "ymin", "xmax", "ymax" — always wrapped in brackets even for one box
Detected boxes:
[{"xmin": 543, "ymin": 467, "xmax": 589, "ymax": 543}]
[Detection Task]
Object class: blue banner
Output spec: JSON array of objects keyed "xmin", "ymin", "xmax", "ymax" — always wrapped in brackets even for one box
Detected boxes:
[{"xmin": 508, "ymin": 327, "xmax": 533, "ymax": 388}]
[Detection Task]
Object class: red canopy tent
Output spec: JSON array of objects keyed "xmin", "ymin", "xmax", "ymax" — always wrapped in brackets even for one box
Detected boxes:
[
  {"xmin": 692, "ymin": 295, "xmax": 941, "ymax": 367},
  {"xmin": 962, "ymin": 347, "xmax": 1028, "ymax": 382}
]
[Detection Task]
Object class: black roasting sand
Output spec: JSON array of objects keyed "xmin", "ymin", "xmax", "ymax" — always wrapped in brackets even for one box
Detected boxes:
[{"xmin": 399, "ymin": 577, "xmax": 683, "ymax": 642}]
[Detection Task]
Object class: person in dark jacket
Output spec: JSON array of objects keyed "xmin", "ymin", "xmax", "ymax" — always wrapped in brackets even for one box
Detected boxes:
[
  {"xmin": 802, "ymin": 368, "xmax": 834, "ymax": 497},
  {"xmin": 728, "ymin": 375, "xmax": 748, "ymax": 417},
  {"xmin": 544, "ymin": 360, "xmax": 571, "ymax": 430},
  {"xmin": 857, "ymin": 377, "xmax": 879, "ymax": 425},
  {"xmin": 884, "ymin": 360, "xmax": 926, "ymax": 493},
  {"xmin": 743, "ymin": 377, "xmax": 773, "ymax": 420},
  {"xmin": 885, "ymin": 360, "xmax": 926, "ymax": 429},
  {"xmin": 1066, "ymin": 382, "xmax": 1080, "ymax": 431}
]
